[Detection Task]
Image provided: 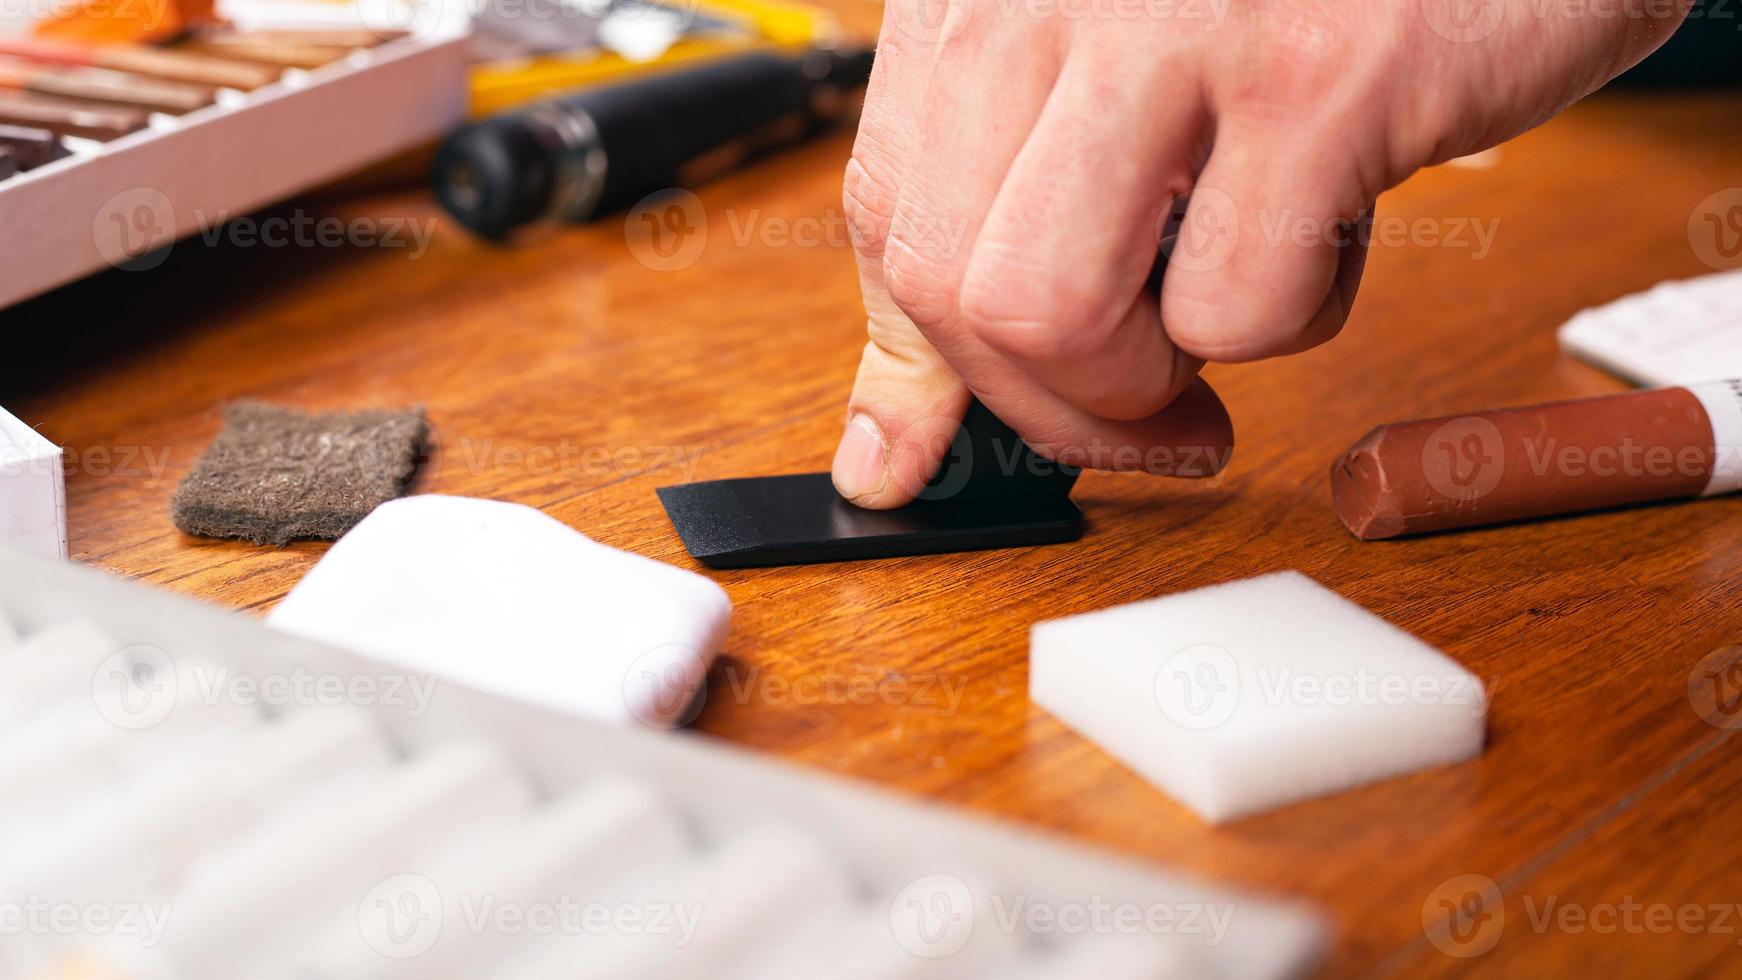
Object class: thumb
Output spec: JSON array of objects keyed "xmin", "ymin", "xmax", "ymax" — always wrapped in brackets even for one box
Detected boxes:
[{"xmin": 832, "ymin": 285, "xmax": 970, "ymax": 510}]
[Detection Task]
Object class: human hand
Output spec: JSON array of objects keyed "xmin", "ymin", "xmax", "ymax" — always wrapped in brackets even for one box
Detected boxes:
[{"xmin": 832, "ymin": 0, "xmax": 1684, "ymax": 507}]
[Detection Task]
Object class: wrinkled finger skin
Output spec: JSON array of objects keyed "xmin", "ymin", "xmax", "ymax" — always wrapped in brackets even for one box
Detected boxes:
[{"xmin": 833, "ymin": 0, "xmax": 1687, "ymax": 509}]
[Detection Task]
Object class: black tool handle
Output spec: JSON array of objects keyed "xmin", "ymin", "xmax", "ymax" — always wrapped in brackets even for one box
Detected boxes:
[
  {"xmin": 432, "ymin": 47, "xmax": 874, "ymax": 239},
  {"xmin": 572, "ymin": 52, "xmax": 814, "ymax": 215}
]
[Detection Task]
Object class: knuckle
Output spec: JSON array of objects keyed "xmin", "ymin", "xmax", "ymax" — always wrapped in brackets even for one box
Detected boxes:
[
  {"xmin": 841, "ymin": 155, "xmax": 899, "ymax": 258},
  {"xmin": 886, "ymin": 0, "xmax": 979, "ymax": 49},
  {"xmin": 960, "ymin": 257, "xmax": 1111, "ymax": 363},
  {"xmin": 931, "ymin": 0, "xmax": 981, "ymax": 50},
  {"xmin": 881, "ymin": 239, "xmax": 960, "ymax": 331},
  {"xmin": 1225, "ymin": 13, "xmax": 1357, "ymax": 117},
  {"xmin": 962, "ymin": 307, "xmax": 1079, "ymax": 365}
]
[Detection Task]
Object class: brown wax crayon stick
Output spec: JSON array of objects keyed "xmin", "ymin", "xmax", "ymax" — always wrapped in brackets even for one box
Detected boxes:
[
  {"xmin": 179, "ymin": 36, "xmax": 350, "ymax": 70},
  {"xmin": 229, "ymin": 28, "xmax": 406, "ymax": 47},
  {"xmin": 90, "ymin": 44, "xmax": 281, "ymax": 89},
  {"xmin": 0, "ymin": 91, "xmax": 148, "ymax": 139},
  {"xmin": 0, "ymin": 58, "xmax": 215, "ymax": 114},
  {"xmin": 0, "ymin": 123, "xmax": 71, "ymax": 169},
  {"xmin": 1332, "ymin": 380, "xmax": 1742, "ymax": 539},
  {"xmin": 0, "ymin": 38, "xmax": 280, "ymax": 90},
  {"xmin": 0, "ymin": 146, "xmax": 17, "ymax": 180}
]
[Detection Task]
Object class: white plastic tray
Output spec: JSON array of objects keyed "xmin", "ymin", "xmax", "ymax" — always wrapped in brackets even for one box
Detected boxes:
[{"xmin": 0, "ymin": 23, "xmax": 468, "ymax": 309}]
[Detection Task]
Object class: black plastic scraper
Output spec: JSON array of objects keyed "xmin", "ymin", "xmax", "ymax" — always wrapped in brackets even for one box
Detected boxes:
[{"xmin": 657, "ymin": 400, "xmax": 1083, "ymax": 568}]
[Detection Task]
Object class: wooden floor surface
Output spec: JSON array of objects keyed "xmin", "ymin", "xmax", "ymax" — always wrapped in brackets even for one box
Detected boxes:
[{"xmin": 4, "ymin": 35, "xmax": 1742, "ymax": 977}]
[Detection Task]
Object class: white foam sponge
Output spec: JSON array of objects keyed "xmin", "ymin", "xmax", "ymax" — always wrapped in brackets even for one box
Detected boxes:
[
  {"xmin": 1030, "ymin": 571, "xmax": 1486, "ymax": 823},
  {"xmin": 268, "ymin": 495, "xmax": 731, "ymax": 728}
]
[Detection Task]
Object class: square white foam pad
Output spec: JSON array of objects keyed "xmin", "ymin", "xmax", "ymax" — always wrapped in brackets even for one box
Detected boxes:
[
  {"xmin": 1030, "ymin": 571, "xmax": 1485, "ymax": 823},
  {"xmin": 268, "ymin": 495, "xmax": 731, "ymax": 728}
]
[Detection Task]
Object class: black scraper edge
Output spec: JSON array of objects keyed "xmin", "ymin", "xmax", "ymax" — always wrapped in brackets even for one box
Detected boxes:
[{"xmin": 657, "ymin": 400, "xmax": 1084, "ymax": 568}]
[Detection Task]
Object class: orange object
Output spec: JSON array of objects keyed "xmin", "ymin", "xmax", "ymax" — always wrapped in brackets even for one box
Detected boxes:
[{"xmin": 33, "ymin": 0, "xmax": 215, "ymax": 45}]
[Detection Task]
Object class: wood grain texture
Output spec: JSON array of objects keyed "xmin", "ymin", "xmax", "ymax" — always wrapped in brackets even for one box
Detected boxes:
[{"xmin": 4, "ymin": 44, "xmax": 1742, "ymax": 977}]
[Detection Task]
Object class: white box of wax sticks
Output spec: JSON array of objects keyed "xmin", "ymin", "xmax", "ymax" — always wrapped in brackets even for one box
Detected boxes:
[
  {"xmin": 0, "ymin": 405, "xmax": 65, "ymax": 559},
  {"xmin": 0, "ymin": 2, "xmax": 469, "ymax": 310}
]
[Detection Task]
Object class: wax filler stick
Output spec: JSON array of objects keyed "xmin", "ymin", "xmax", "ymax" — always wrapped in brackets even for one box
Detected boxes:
[
  {"xmin": 1332, "ymin": 379, "xmax": 1742, "ymax": 539},
  {"xmin": 0, "ymin": 58, "xmax": 217, "ymax": 114},
  {"xmin": 0, "ymin": 90, "xmax": 145, "ymax": 139},
  {"xmin": 658, "ymin": 399, "xmax": 1084, "ymax": 568},
  {"xmin": 0, "ymin": 37, "xmax": 282, "ymax": 90}
]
